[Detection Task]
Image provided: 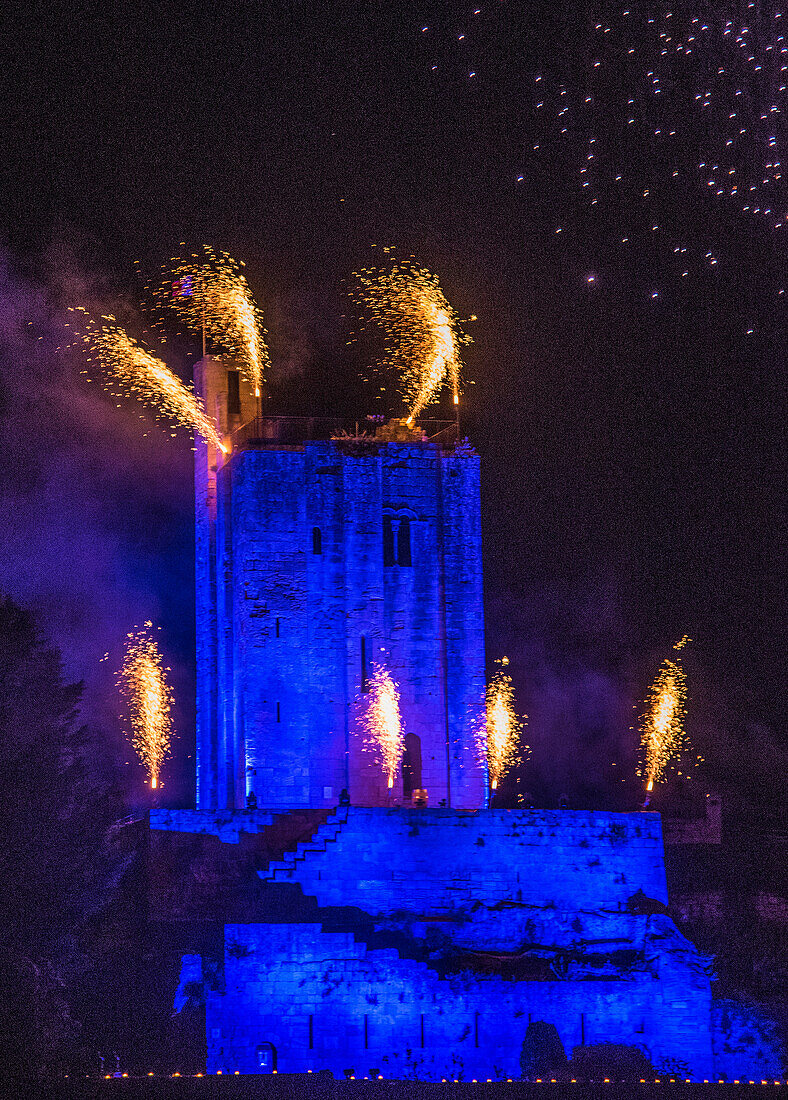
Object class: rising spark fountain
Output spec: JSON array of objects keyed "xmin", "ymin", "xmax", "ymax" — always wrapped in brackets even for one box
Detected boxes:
[
  {"xmin": 639, "ymin": 635, "xmax": 691, "ymax": 797},
  {"xmin": 359, "ymin": 664, "xmax": 405, "ymax": 790},
  {"xmin": 117, "ymin": 623, "xmax": 175, "ymax": 790},
  {"xmin": 352, "ymin": 251, "xmax": 471, "ymax": 423},
  {"xmin": 478, "ymin": 661, "xmax": 527, "ymax": 793},
  {"xmin": 75, "ymin": 312, "xmax": 226, "ymax": 452},
  {"xmin": 156, "ymin": 245, "xmax": 269, "ymax": 399}
]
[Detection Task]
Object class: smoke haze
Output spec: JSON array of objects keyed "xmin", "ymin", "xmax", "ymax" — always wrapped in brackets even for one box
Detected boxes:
[{"xmin": 0, "ymin": 248, "xmax": 195, "ymax": 799}]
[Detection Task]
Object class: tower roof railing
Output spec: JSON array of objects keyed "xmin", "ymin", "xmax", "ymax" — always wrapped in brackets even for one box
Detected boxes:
[{"xmin": 231, "ymin": 415, "xmax": 459, "ymax": 451}]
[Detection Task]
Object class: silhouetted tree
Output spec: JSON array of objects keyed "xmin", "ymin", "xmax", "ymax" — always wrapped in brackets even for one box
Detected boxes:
[{"xmin": 0, "ymin": 596, "xmax": 117, "ymax": 1074}]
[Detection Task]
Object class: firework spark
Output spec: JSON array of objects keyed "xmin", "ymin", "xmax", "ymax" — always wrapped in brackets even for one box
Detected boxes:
[
  {"xmin": 76, "ymin": 312, "xmax": 225, "ymax": 452},
  {"xmin": 117, "ymin": 623, "xmax": 175, "ymax": 789},
  {"xmin": 352, "ymin": 252, "xmax": 470, "ymax": 421},
  {"xmin": 639, "ymin": 636, "xmax": 691, "ymax": 793},
  {"xmin": 478, "ymin": 663, "xmax": 527, "ymax": 791},
  {"xmin": 156, "ymin": 245, "xmax": 269, "ymax": 398},
  {"xmin": 359, "ymin": 664, "xmax": 405, "ymax": 789}
]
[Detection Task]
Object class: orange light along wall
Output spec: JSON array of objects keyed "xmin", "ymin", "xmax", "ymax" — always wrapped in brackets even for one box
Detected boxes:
[{"xmin": 193, "ymin": 355, "xmax": 487, "ymax": 809}]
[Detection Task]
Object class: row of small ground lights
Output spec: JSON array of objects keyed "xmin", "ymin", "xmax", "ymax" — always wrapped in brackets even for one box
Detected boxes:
[{"xmin": 71, "ymin": 1073, "xmax": 788, "ymax": 1085}]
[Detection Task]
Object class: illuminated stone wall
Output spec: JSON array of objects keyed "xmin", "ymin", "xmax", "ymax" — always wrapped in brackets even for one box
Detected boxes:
[
  {"xmin": 261, "ymin": 807, "xmax": 669, "ymax": 915},
  {"xmin": 186, "ymin": 362, "xmax": 723, "ymax": 1080},
  {"xmin": 204, "ymin": 438, "xmax": 486, "ymax": 810},
  {"xmin": 206, "ymin": 921, "xmax": 714, "ymax": 1079},
  {"xmin": 190, "ymin": 807, "xmax": 720, "ymax": 1078},
  {"xmin": 150, "ymin": 808, "xmax": 274, "ymax": 844}
]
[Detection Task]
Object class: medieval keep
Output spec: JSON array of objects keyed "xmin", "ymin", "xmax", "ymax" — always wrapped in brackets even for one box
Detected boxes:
[
  {"xmin": 193, "ymin": 355, "xmax": 486, "ymax": 812},
  {"xmin": 150, "ymin": 354, "xmax": 719, "ymax": 1079}
]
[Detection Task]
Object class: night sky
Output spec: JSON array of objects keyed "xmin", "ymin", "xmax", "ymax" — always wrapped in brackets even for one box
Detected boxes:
[{"xmin": 0, "ymin": 0, "xmax": 784, "ymax": 805}]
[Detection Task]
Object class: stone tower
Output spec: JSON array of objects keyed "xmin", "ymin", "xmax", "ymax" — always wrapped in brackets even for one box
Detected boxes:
[
  {"xmin": 194, "ymin": 355, "xmax": 487, "ymax": 811},
  {"xmin": 149, "ymin": 353, "xmax": 724, "ymax": 1082}
]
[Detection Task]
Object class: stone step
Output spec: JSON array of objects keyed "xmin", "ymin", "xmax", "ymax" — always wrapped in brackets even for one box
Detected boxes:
[
  {"xmin": 259, "ymin": 808, "xmax": 350, "ymax": 881},
  {"xmin": 260, "ymin": 861, "xmax": 293, "ymax": 880},
  {"xmin": 294, "ymin": 842, "xmax": 329, "ymax": 857}
]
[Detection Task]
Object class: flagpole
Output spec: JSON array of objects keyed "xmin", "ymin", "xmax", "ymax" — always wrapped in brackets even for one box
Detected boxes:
[{"xmin": 201, "ymin": 268, "xmax": 206, "ymax": 359}]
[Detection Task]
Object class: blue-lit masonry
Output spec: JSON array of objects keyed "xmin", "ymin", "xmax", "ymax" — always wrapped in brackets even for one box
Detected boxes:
[
  {"xmin": 194, "ymin": 355, "xmax": 485, "ymax": 811},
  {"xmin": 155, "ymin": 804, "xmax": 719, "ymax": 1078},
  {"xmin": 150, "ymin": 354, "xmax": 733, "ymax": 1080}
]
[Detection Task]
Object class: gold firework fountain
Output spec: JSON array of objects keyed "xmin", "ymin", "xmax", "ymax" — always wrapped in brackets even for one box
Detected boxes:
[
  {"xmin": 639, "ymin": 636, "xmax": 691, "ymax": 801},
  {"xmin": 156, "ymin": 245, "xmax": 269, "ymax": 402},
  {"xmin": 117, "ymin": 624, "xmax": 175, "ymax": 790},
  {"xmin": 359, "ymin": 664, "xmax": 405, "ymax": 791},
  {"xmin": 75, "ymin": 312, "xmax": 226, "ymax": 452},
  {"xmin": 478, "ymin": 661, "xmax": 527, "ymax": 797},
  {"xmin": 352, "ymin": 252, "xmax": 471, "ymax": 425}
]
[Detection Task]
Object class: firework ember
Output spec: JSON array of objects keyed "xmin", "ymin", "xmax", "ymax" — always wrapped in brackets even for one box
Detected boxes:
[
  {"xmin": 352, "ymin": 252, "xmax": 470, "ymax": 421},
  {"xmin": 157, "ymin": 245, "xmax": 269, "ymax": 398},
  {"xmin": 77, "ymin": 312, "xmax": 225, "ymax": 452},
  {"xmin": 639, "ymin": 636, "xmax": 691, "ymax": 793},
  {"xmin": 117, "ymin": 623, "xmax": 174, "ymax": 790},
  {"xmin": 478, "ymin": 663, "xmax": 527, "ymax": 791},
  {"xmin": 359, "ymin": 664, "xmax": 405, "ymax": 789}
]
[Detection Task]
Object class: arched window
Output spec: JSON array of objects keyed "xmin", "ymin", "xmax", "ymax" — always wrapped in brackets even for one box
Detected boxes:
[
  {"xmin": 312, "ymin": 526, "xmax": 322, "ymax": 555},
  {"xmin": 383, "ymin": 513, "xmax": 413, "ymax": 566},
  {"xmin": 402, "ymin": 732, "xmax": 422, "ymax": 798},
  {"xmin": 397, "ymin": 516, "xmax": 412, "ymax": 566}
]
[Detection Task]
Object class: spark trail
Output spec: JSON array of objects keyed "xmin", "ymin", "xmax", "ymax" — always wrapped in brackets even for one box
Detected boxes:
[
  {"xmin": 117, "ymin": 623, "xmax": 175, "ymax": 790},
  {"xmin": 157, "ymin": 245, "xmax": 269, "ymax": 398},
  {"xmin": 352, "ymin": 253, "xmax": 470, "ymax": 421},
  {"xmin": 76, "ymin": 312, "xmax": 225, "ymax": 451}
]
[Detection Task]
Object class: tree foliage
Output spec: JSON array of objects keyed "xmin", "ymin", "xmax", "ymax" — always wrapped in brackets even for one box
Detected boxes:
[{"xmin": 0, "ymin": 596, "xmax": 116, "ymax": 1073}]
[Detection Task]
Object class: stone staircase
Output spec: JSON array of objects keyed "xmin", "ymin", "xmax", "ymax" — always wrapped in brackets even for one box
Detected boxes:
[
  {"xmin": 258, "ymin": 820, "xmax": 454, "ymax": 981},
  {"xmin": 258, "ymin": 805, "xmax": 349, "ymax": 882},
  {"xmin": 320, "ymin": 906, "xmax": 444, "ymax": 977},
  {"xmin": 253, "ymin": 872, "xmax": 450, "ymax": 979}
]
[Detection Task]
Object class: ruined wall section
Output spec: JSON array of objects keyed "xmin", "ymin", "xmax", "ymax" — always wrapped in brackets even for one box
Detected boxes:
[
  {"xmin": 216, "ymin": 461, "xmax": 241, "ymax": 805},
  {"xmin": 207, "ymin": 922, "xmax": 714, "ymax": 1079},
  {"xmin": 195, "ymin": 355, "xmax": 257, "ymax": 808},
  {"xmin": 194, "ymin": 357, "xmax": 221, "ymax": 808}
]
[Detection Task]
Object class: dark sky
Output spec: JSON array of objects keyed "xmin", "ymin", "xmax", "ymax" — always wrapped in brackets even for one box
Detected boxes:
[{"xmin": 0, "ymin": 0, "xmax": 784, "ymax": 803}]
